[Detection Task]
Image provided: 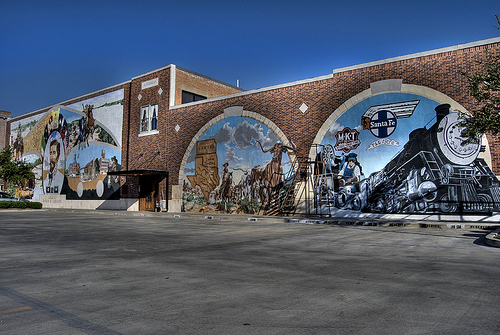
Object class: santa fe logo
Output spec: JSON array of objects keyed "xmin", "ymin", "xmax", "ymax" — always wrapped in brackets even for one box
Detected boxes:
[
  {"xmin": 369, "ymin": 110, "xmax": 397, "ymax": 138},
  {"xmin": 361, "ymin": 100, "xmax": 420, "ymax": 138}
]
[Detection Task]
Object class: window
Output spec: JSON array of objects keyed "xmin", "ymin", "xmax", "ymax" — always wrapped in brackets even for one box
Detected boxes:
[
  {"xmin": 182, "ymin": 90, "xmax": 206, "ymax": 104},
  {"xmin": 140, "ymin": 104, "xmax": 158, "ymax": 134}
]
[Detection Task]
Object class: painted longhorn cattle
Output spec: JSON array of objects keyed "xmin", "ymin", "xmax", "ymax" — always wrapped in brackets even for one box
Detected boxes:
[{"xmin": 250, "ymin": 141, "xmax": 296, "ymax": 203}]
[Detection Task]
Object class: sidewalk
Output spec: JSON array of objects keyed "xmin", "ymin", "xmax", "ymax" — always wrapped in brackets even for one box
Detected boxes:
[
  {"xmin": 286, "ymin": 210, "xmax": 500, "ymax": 228},
  {"xmin": 39, "ymin": 207, "xmax": 500, "ymax": 225},
  {"xmin": 37, "ymin": 207, "xmax": 500, "ymax": 247}
]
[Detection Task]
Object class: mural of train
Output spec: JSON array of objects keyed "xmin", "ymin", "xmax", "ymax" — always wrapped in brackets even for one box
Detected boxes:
[{"xmin": 319, "ymin": 104, "xmax": 500, "ymax": 214}]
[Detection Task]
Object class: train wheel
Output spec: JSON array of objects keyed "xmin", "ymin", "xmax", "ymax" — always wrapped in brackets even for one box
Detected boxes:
[
  {"xmin": 404, "ymin": 203, "xmax": 416, "ymax": 213},
  {"xmin": 478, "ymin": 194, "xmax": 493, "ymax": 211},
  {"xmin": 352, "ymin": 195, "xmax": 362, "ymax": 211},
  {"xmin": 423, "ymin": 190, "xmax": 438, "ymax": 202},
  {"xmin": 321, "ymin": 144, "xmax": 335, "ymax": 163},
  {"xmin": 336, "ymin": 192, "xmax": 347, "ymax": 209},
  {"xmin": 415, "ymin": 201, "xmax": 428, "ymax": 213},
  {"xmin": 439, "ymin": 194, "xmax": 457, "ymax": 213}
]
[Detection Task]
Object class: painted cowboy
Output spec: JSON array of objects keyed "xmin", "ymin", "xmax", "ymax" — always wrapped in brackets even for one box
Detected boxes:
[{"xmin": 338, "ymin": 152, "xmax": 362, "ymax": 187}]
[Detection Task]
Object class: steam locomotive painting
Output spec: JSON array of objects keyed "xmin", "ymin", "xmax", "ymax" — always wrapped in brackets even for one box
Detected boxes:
[{"xmin": 320, "ymin": 104, "xmax": 500, "ymax": 214}]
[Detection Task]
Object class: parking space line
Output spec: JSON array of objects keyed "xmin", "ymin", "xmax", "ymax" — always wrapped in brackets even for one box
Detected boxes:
[
  {"xmin": 0, "ymin": 306, "xmax": 32, "ymax": 315},
  {"xmin": 0, "ymin": 286, "xmax": 122, "ymax": 334}
]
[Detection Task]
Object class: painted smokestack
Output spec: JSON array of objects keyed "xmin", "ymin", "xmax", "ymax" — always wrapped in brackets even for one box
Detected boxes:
[{"xmin": 435, "ymin": 104, "xmax": 451, "ymax": 123}]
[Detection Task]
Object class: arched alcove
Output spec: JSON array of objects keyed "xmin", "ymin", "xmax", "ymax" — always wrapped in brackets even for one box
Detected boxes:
[
  {"xmin": 178, "ymin": 106, "xmax": 296, "ymax": 186},
  {"xmin": 171, "ymin": 106, "xmax": 297, "ymax": 213},
  {"xmin": 310, "ymin": 80, "xmax": 483, "ymax": 161}
]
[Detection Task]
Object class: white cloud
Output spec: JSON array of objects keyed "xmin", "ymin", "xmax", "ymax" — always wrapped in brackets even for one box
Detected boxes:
[
  {"xmin": 213, "ymin": 122, "xmax": 234, "ymax": 144},
  {"xmin": 225, "ymin": 145, "xmax": 243, "ymax": 163},
  {"xmin": 325, "ymin": 121, "xmax": 344, "ymax": 140}
]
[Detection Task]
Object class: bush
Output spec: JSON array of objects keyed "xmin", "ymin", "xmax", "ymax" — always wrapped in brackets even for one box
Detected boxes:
[
  {"xmin": 0, "ymin": 201, "xmax": 43, "ymax": 209},
  {"xmin": 238, "ymin": 197, "xmax": 260, "ymax": 214},
  {"xmin": 216, "ymin": 201, "xmax": 234, "ymax": 213}
]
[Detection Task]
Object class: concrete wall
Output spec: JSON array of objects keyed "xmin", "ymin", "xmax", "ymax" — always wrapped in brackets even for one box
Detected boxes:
[{"xmin": 39, "ymin": 194, "xmax": 139, "ymax": 211}]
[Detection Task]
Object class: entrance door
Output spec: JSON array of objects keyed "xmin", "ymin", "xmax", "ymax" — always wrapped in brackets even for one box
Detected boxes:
[
  {"xmin": 139, "ymin": 176, "xmax": 158, "ymax": 211},
  {"xmin": 139, "ymin": 190, "xmax": 156, "ymax": 211}
]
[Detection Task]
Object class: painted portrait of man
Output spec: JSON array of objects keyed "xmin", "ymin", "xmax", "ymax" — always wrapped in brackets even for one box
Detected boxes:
[{"xmin": 43, "ymin": 132, "xmax": 65, "ymax": 194}]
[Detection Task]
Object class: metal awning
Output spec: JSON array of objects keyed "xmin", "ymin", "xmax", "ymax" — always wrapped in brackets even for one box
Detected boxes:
[{"xmin": 107, "ymin": 169, "xmax": 168, "ymax": 176}]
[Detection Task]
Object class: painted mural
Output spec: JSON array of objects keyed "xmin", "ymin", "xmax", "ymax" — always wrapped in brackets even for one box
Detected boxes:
[
  {"xmin": 315, "ymin": 93, "xmax": 500, "ymax": 214},
  {"xmin": 182, "ymin": 116, "xmax": 295, "ymax": 214},
  {"xmin": 9, "ymin": 89, "xmax": 123, "ymax": 200}
]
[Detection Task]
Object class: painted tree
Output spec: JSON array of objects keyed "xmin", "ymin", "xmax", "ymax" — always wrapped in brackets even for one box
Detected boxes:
[
  {"xmin": 460, "ymin": 15, "xmax": 500, "ymax": 143},
  {"xmin": 0, "ymin": 146, "xmax": 35, "ymax": 198}
]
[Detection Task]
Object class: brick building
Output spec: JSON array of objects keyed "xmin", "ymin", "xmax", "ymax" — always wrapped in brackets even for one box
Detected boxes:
[{"xmin": 4, "ymin": 37, "xmax": 500, "ymax": 215}]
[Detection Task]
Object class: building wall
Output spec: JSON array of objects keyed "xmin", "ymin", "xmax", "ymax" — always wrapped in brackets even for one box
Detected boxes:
[
  {"xmin": 174, "ymin": 67, "xmax": 243, "ymax": 105},
  {"xmin": 126, "ymin": 69, "xmax": 170, "ymax": 172},
  {"xmin": 6, "ymin": 38, "xmax": 500, "ymax": 214},
  {"xmin": 169, "ymin": 42, "xmax": 500, "ymax": 180},
  {"xmin": 120, "ymin": 68, "xmax": 170, "ymax": 203},
  {"xmin": 7, "ymin": 85, "xmax": 126, "ymax": 206},
  {"xmin": 168, "ymin": 39, "xmax": 500, "ymax": 214}
]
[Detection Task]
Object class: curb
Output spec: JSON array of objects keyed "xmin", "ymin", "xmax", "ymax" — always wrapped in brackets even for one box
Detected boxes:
[
  {"xmin": 485, "ymin": 227, "xmax": 500, "ymax": 248},
  {"xmin": 285, "ymin": 217, "xmax": 500, "ymax": 230},
  {"xmin": 41, "ymin": 208, "xmax": 285, "ymax": 223},
  {"xmin": 40, "ymin": 208, "xmax": 500, "ymax": 228}
]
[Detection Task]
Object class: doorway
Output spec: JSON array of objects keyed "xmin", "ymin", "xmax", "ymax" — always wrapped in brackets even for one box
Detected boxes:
[{"xmin": 139, "ymin": 176, "xmax": 159, "ymax": 211}]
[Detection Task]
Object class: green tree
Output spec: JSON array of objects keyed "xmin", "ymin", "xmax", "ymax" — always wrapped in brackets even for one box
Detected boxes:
[
  {"xmin": 0, "ymin": 145, "xmax": 13, "ymax": 167},
  {"xmin": 460, "ymin": 15, "xmax": 500, "ymax": 143},
  {"xmin": 0, "ymin": 146, "xmax": 35, "ymax": 198}
]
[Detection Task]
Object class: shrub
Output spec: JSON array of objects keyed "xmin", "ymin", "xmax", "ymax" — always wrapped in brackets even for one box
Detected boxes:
[
  {"xmin": 238, "ymin": 197, "xmax": 260, "ymax": 214},
  {"xmin": 216, "ymin": 201, "xmax": 234, "ymax": 213},
  {"xmin": 0, "ymin": 201, "xmax": 43, "ymax": 209}
]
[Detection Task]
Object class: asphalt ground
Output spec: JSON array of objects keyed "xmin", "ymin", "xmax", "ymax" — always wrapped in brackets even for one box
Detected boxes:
[{"xmin": 1, "ymin": 209, "xmax": 500, "ymax": 334}]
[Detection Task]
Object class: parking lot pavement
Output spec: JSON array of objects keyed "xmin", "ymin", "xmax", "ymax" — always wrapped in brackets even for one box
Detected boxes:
[{"xmin": 1, "ymin": 209, "xmax": 500, "ymax": 334}]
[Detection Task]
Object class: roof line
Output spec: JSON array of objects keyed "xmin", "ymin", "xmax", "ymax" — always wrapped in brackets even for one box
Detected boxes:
[
  {"xmin": 170, "ymin": 37, "xmax": 500, "ymax": 110},
  {"xmin": 332, "ymin": 37, "xmax": 500, "ymax": 74},
  {"xmin": 170, "ymin": 73, "xmax": 334, "ymax": 109},
  {"xmin": 11, "ymin": 37, "xmax": 500, "ymax": 117},
  {"xmin": 9, "ymin": 81, "xmax": 130, "ymax": 121},
  {"xmin": 131, "ymin": 64, "xmax": 173, "ymax": 80},
  {"xmin": 176, "ymin": 66, "xmax": 243, "ymax": 91}
]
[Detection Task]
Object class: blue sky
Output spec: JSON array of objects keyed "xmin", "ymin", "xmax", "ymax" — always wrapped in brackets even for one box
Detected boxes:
[{"xmin": 1, "ymin": 0, "xmax": 499, "ymax": 117}]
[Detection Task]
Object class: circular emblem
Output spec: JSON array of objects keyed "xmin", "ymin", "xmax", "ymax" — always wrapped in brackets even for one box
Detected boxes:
[
  {"xmin": 369, "ymin": 110, "xmax": 397, "ymax": 138},
  {"xmin": 77, "ymin": 182, "xmax": 84, "ymax": 197},
  {"xmin": 96, "ymin": 180, "xmax": 104, "ymax": 198},
  {"xmin": 436, "ymin": 112, "xmax": 480, "ymax": 165}
]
